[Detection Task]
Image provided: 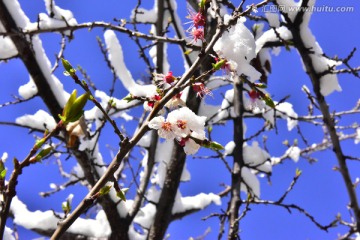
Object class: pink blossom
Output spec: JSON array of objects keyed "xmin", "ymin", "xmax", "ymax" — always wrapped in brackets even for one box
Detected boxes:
[
  {"xmin": 187, "ymin": 8, "xmax": 206, "ymax": 28},
  {"xmin": 248, "ymin": 90, "xmax": 260, "ymax": 103},
  {"xmin": 147, "ymin": 95, "xmax": 161, "ymax": 108},
  {"xmin": 153, "ymin": 72, "xmax": 176, "ymax": 90},
  {"xmin": 192, "ymin": 82, "xmax": 213, "ymax": 99},
  {"xmin": 164, "ymin": 71, "xmax": 175, "ymax": 84},
  {"xmin": 190, "ymin": 27, "xmax": 205, "ymax": 43}
]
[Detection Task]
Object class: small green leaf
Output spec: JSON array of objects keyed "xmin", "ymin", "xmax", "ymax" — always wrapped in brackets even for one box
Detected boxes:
[
  {"xmin": 61, "ymin": 58, "xmax": 76, "ymax": 77},
  {"xmin": 65, "ymin": 92, "xmax": 90, "ymax": 123},
  {"xmin": 35, "ymin": 138, "xmax": 46, "ymax": 149},
  {"xmin": 202, "ymin": 140, "xmax": 224, "ymax": 151},
  {"xmin": 254, "ymin": 83, "xmax": 267, "ymax": 89},
  {"xmin": 262, "ymin": 94, "xmax": 275, "ymax": 108},
  {"xmin": 99, "ymin": 185, "xmax": 112, "ymax": 196},
  {"xmin": 123, "ymin": 94, "xmax": 135, "ymax": 103},
  {"xmin": 61, "ymin": 89, "xmax": 78, "ymax": 123},
  {"xmin": 116, "ymin": 188, "xmax": 129, "ymax": 202},
  {"xmin": 0, "ymin": 169, "xmax": 6, "ymax": 179},
  {"xmin": 212, "ymin": 59, "xmax": 226, "ymax": 71},
  {"xmin": 184, "ymin": 49, "xmax": 193, "ymax": 55},
  {"xmin": 295, "ymin": 168, "xmax": 302, "ymax": 177},
  {"xmin": 199, "ymin": 0, "xmax": 206, "ymax": 10},
  {"xmin": 0, "ymin": 160, "xmax": 5, "ymax": 173},
  {"xmin": 33, "ymin": 146, "xmax": 53, "ymax": 162}
]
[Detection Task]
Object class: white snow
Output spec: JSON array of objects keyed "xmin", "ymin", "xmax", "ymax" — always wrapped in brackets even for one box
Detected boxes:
[
  {"xmin": 11, "ymin": 196, "xmax": 110, "ymax": 237},
  {"xmin": 18, "ymin": 76, "xmax": 37, "ymax": 99},
  {"xmin": 1, "ymin": 152, "xmax": 8, "ymax": 162},
  {"xmin": 181, "ymin": 162, "xmax": 191, "ymax": 181},
  {"xmin": 241, "ymin": 167, "xmax": 260, "ymax": 198},
  {"xmin": 152, "ymin": 140, "xmax": 174, "ymax": 187},
  {"xmin": 275, "ymin": 0, "xmax": 301, "ymax": 22},
  {"xmin": 275, "ymin": 102, "xmax": 298, "ymax": 131},
  {"xmin": 355, "ymin": 128, "xmax": 360, "ymax": 144},
  {"xmin": 243, "ymin": 141, "xmax": 272, "ymax": 173},
  {"xmin": 261, "ymin": 101, "xmax": 298, "ymax": 130},
  {"xmin": 285, "ymin": 146, "xmax": 301, "ymax": 162},
  {"xmin": 214, "ymin": 16, "xmax": 260, "ymax": 82},
  {"xmin": 265, "ymin": 12, "xmax": 280, "ymax": 28},
  {"xmin": 172, "ymin": 191, "xmax": 221, "ymax": 214},
  {"xmin": 26, "ymin": 0, "xmax": 77, "ymax": 36},
  {"xmin": 146, "ymin": 186, "xmax": 161, "ymax": 203},
  {"xmin": 116, "ymin": 198, "xmax": 134, "ymax": 218},
  {"xmin": 299, "ymin": 0, "xmax": 342, "ymax": 96},
  {"xmin": 15, "ymin": 109, "xmax": 57, "ymax": 130},
  {"xmin": 0, "ymin": 23, "xmax": 18, "ymax": 59},
  {"xmin": 255, "ymin": 26, "xmax": 292, "ymax": 54},
  {"xmin": 134, "ymin": 203, "xmax": 156, "ymax": 229},
  {"xmin": 4, "ymin": 0, "xmax": 70, "ymax": 106},
  {"xmin": 104, "ymin": 30, "xmax": 157, "ymax": 98},
  {"xmin": 3, "ymin": 226, "xmax": 15, "ymax": 240},
  {"xmin": 224, "ymin": 141, "xmax": 235, "ymax": 156},
  {"xmin": 130, "ymin": 1, "xmax": 157, "ymax": 23}
]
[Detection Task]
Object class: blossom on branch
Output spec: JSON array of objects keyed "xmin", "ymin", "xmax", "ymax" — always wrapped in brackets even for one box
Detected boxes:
[
  {"xmin": 148, "ymin": 107, "xmax": 207, "ymax": 155},
  {"xmin": 148, "ymin": 116, "xmax": 176, "ymax": 140},
  {"xmin": 192, "ymin": 82, "xmax": 213, "ymax": 99},
  {"xmin": 189, "ymin": 27, "xmax": 205, "ymax": 43},
  {"xmin": 186, "ymin": 7, "xmax": 206, "ymax": 29}
]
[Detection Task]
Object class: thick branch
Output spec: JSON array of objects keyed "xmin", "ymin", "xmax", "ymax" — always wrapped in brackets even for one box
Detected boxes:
[
  {"xmin": 286, "ymin": 2, "xmax": 360, "ymax": 231},
  {"xmin": 228, "ymin": 79, "xmax": 245, "ymax": 240},
  {"xmin": 0, "ymin": 2, "xmax": 128, "ymax": 239}
]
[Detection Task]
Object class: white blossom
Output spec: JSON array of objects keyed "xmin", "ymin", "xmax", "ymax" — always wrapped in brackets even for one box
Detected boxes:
[
  {"xmin": 148, "ymin": 116, "xmax": 176, "ymax": 140},
  {"xmin": 167, "ymin": 107, "xmax": 206, "ymax": 138}
]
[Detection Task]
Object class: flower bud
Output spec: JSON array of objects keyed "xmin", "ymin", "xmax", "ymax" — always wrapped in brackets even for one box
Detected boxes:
[{"xmin": 61, "ymin": 58, "xmax": 76, "ymax": 77}]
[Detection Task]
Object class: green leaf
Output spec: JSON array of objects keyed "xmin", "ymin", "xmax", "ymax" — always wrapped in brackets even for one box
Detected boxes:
[
  {"xmin": 62, "ymin": 89, "xmax": 77, "ymax": 122},
  {"xmin": 202, "ymin": 140, "xmax": 224, "ymax": 151},
  {"xmin": 199, "ymin": 0, "xmax": 206, "ymax": 10},
  {"xmin": 123, "ymin": 94, "xmax": 135, "ymax": 103},
  {"xmin": 61, "ymin": 58, "xmax": 76, "ymax": 76},
  {"xmin": 262, "ymin": 94, "xmax": 275, "ymax": 108},
  {"xmin": 66, "ymin": 92, "xmax": 90, "ymax": 123},
  {"xmin": 116, "ymin": 188, "xmax": 129, "ymax": 202},
  {"xmin": 99, "ymin": 185, "xmax": 112, "ymax": 196},
  {"xmin": 212, "ymin": 59, "xmax": 226, "ymax": 71},
  {"xmin": 33, "ymin": 146, "xmax": 53, "ymax": 162},
  {"xmin": 0, "ymin": 169, "xmax": 6, "ymax": 179},
  {"xmin": 35, "ymin": 138, "xmax": 46, "ymax": 149},
  {"xmin": 184, "ymin": 49, "xmax": 193, "ymax": 55},
  {"xmin": 254, "ymin": 83, "xmax": 267, "ymax": 89},
  {"xmin": 295, "ymin": 168, "xmax": 302, "ymax": 177}
]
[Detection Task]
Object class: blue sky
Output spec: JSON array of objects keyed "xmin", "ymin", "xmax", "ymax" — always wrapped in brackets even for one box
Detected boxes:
[{"xmin": 1, "ymin": 0, "xmax": 360, "ymax": 239}]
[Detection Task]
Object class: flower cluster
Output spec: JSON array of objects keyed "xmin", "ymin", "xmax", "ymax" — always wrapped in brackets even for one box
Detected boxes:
[
  {"xmin": 148, "ymin": 107, "xmax": 206, "ymax": 154},
  {"xmin": 187, "ymin": 5, "xmax": 206, "ymax": 43},
  {"xmin": 153, "ymin": 71, "xmax": 176, "ymax": 90}
]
